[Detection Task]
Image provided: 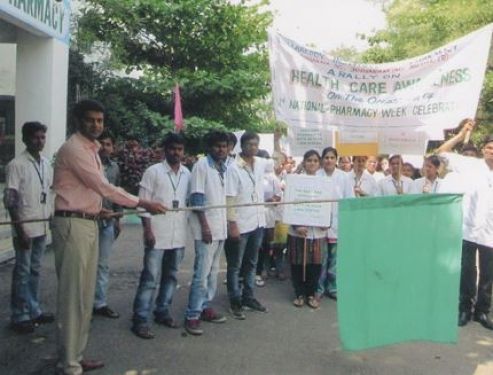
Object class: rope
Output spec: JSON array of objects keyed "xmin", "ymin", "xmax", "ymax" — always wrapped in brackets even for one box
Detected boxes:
[{"xmin": 0, "ymin": 198, "xmax": 337, "ymax": 226}]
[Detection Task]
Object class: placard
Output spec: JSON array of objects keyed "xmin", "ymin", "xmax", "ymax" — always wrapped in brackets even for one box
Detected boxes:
[{"xmin": 282, "ymin": 174, "xmax": 333, "ymax": 227}]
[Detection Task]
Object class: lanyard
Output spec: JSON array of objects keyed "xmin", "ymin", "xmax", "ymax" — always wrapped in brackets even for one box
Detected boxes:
[
  {"xmin": 243, "ymin": 165, "xmax": 256, "ymax": 189},
  {"xmin": 213, "ymin": 163, "xmax": 225, "ymax": 187},
  {"xmin": 30, "ymin": 159, "xmax": 45, "ymax": 190},
  {"xmin": 354, "ymin": 174, "xmax": 362, "ymax": 188},
  {"xmin": 167, "ymin": 170, "xmax": 182, "ymax": 197},
  {"xmin": 391, "ymin": 178, "xmax": 403, "ymax": 194}
]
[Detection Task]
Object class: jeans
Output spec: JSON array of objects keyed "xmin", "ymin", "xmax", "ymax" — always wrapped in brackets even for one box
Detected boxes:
[
  {"xmin": 459, "ymin": 240, "xmax": 493, "ymax": 314},
  {"xmin": 94, "ymin": 220, "xmax": 115, "ymax": 308},
  {"xmin": 133, "ymin": 247, "xmax": 185, "ymax": 326},
  {"xmin": 11, "ymin": 235, "xmax": 46, "ymax": 323},
  {"xmin": 317, "ymin": 242, "xmax": 337, "ymax": 295},
  {"xmin": 185, "ymin": 240, "xmax": 224, "ymax": 320},
  {"xmin": 225, "ymin": 227, "xmax": 264, "ymax": 304}
]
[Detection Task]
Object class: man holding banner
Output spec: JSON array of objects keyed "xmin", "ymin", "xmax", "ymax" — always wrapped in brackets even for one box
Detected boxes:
[{"xmin": 437, "ymin": 120, "xmax": 493, "ymax": 330}]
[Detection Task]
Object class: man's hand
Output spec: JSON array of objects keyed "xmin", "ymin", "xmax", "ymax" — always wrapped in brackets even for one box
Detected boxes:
[
  {"xmin": 227, "ymin": 221, "xmax": 241, "ymax": 241},
  {"xmin": 16, "ymin": 232, "xmax": 31, "ymax": 251},
  {"xmin": 201, "ymin": 223, "xmax": 212, "ymax": 244},
  {"xmin": 138, "ymin": 199, "xmax": 167, "ymax": 215},
  {"xmin": 458, "ymin": 118, "xmax": 475, "ymax": 141},
  {"xmin": 143, "ymin": 227, "xmax": 156, "ymax": 249}
]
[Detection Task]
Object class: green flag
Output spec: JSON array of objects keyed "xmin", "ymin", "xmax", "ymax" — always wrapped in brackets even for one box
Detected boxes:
[{"xmin": 337, "ymin": 194, "xmax": 463, "ymax": 351}]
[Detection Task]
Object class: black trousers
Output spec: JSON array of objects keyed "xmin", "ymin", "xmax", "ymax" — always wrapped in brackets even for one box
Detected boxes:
[
  {"xmin": 459, "ymin": 240, "xmax": 493, "ymax": 314},
  {"xmin": 291, "ymin": 264, "xmax": 322, "ymax": 298}
]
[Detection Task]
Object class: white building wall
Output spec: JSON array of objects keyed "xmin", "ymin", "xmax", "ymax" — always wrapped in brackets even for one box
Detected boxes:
[
  {"xmin": 15, "ymin": 30, "xmax": 68, "ymax": 159},
  {"xmin": 0, "ymin": 43, "xmax": 15, "ymax": 95}
]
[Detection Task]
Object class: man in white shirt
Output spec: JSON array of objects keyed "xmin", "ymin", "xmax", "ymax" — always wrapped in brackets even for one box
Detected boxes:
[
  {"xmin": 378, "ymin": 155, "xmax": 413, "ymax": 196},
  {"xmin": 184, "ymin": 131, "xmax": 229, "ymax": 336},
  {"xmin": 131, "ymin": 133, "xmax": 190, "ymax": 339},
  {"xmin": 347, "ymin": 156, "xmax": 378, "ymax": 197},
  {"xmin": 437, "ymin": 119, "xmax": 493, "ymax": 330},
  {"xmin": 226, "ymin": 132, "xmax": 268, "ymax": 318},
  {"xmin": 3, "ymin": 122, "xmax": 54, "ymax": 334}
]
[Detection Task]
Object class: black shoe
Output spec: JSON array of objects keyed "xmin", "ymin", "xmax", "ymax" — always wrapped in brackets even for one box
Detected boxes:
[
  {"xmin": 93, "ymin": 306, "xmax": 120, "ymax": 319},
  {"xmin": 473, "ymin": 312, "xmax": 493, "ymax": 330},
  {"xmin": 11, "ymin": 320, "xmax": 35, "ymax": 334},
  {"xmin": 458, "ymin": 311, "xmax": 471, "ymax": 327},
  {"xmin": 242, "ymin": 298, "xmax": 268, "ymax": 313},
  {"xmin": 131, "ymin": 325, "xmax": 155, "ymax": 339},
  {"xmin": 33, "ymin": 312, "xmax": 55, "ymax": 326},
  {"xmin": 229, "ymin": 303, "xmax": 246, "ymax": 320}
]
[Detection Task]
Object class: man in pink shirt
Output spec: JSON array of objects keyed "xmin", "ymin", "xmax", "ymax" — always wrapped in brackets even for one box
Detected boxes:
[{"xmin": 52, "ymin": 100, "xmax": 166, "ymax": 375}]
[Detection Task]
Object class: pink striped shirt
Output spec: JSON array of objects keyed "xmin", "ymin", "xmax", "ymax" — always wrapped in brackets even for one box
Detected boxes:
[{"xmin": 53, "ymin": 132, "xmax": 139, "ymax": 214}]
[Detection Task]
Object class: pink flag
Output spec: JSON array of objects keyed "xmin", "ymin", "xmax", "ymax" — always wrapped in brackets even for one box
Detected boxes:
[{"xmin": 173, "ymin": 84, "xmax": 184, "ymax": 132}]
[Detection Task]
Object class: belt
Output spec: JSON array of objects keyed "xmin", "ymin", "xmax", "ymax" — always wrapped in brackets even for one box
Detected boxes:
[{"xmin": 54, "ymin": 210, "xmax": 99, "ymax": 221}]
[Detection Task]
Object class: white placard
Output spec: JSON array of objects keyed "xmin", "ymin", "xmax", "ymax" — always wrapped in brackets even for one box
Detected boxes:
[
  {"xmin": 282, "ymin": 174, "xmax": 333, "ymax": 227},
  {"xmin": 378, "ymin": 130, "xmax": 428, "ymax": 155},
  {"xmin": 287, "ymin": 127, "xmax": 334, "ymax": 157}
]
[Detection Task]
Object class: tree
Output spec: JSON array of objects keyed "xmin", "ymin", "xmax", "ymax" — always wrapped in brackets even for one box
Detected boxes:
[
  {"xmin": 361, "ymin": 0, "xmax": 493, "ymax": 145},
  {"xmin": 74, "ymin": 0, "xmax": 274, "ymax": 147}
]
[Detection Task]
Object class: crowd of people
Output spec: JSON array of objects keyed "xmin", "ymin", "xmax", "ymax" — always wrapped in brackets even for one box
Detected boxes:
[{"xmin": 3, "ymin": 99, "xmax": 493, "ymax": 375}]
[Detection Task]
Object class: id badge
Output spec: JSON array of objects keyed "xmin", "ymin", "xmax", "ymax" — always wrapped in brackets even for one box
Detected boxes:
[
  {"xmin": 172, "ymin": 200, "xmax": 179, "ymax": 209},
  {"xmin": 40, "ymin": 192, "xmax": 47, "ymax": 204}
]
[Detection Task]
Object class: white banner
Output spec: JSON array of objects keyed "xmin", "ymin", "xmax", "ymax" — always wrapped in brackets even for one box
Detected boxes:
[
  {"xmin": 282, "ymin": 174, "xmax": 333, "ymax": 227},
  {"xmin": 269, "ymin": 25, "xmax": 493, "ymax": 140}
]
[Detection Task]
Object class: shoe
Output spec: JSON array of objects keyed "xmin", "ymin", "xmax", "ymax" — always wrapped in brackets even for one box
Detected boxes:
[
  {"xmin": 255, "ymin": 275, "xmax": 265, "ymax": 287},
  {"xmin": 32, "ymin": 312, "xmax": 55, "ymax": 325},
  {"xmin": 473, "ymin": 312, "xmax": 493, "ymax": 330},
  {"xmin": 458, "ymin": 311, "xmax": 471, "ymax": 327},
  {"xmin": 293, "ymin": 296, "xmax": 304, "ymax": 308},
  {"xmin": 277, "ymin": 272, "xmax": 287, "ymax": 281},
  {"xmin": 11, "ymin": 320, "xmax": 35, "ymax": 334},
  {"xmin": 93, "ymin": 306, "xmax": 120, "ymax": 319},
  {"xmin": 327, "ymin": 292, "xmax": 337, "ymax": 301},
  {"xmin": 131, "ymin": 325, "xmax": 155, "ymax": 339},
  {"xmin": 229, "ymin": 303, "xmax": 246, "ymax": 320},
  {"xmin": 80, "ymin": 359, "xmax": 105, "ymax": 372},
  {"xmin": 154, "ymin": 316, "xmax": 180, "ymax": 328},
  {"xmin": 242, "ymin": 298, "xmax": 268, "ymax": 313},
  {"xmin": 200, "ymin": 308, "xmax": 227, "ymax": 323},
  {"xmin": 184, "ymin": 319, "xmax": 203, "ymax": 336},
  {"xmin": 307, "ymin": 296, "xmax": 320, "ymax": 309}
]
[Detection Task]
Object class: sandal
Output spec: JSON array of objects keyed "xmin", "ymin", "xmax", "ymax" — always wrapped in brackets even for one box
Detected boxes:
[
  {"xmin": 131, "ymin": 325, "xmax": 155, "ymax": 339},
  {"xmin": 307, "ymin": 296, "xmax": 320, "ymax": 309},
  {"xmin": 293, "ymin": 296, "xmax": 305, "ymax": 307}
]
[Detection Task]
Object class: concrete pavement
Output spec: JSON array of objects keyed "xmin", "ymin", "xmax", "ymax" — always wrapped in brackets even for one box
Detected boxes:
[{"xmin": 1, "ymin": 223, "xmax": 492, "ymax": 375}]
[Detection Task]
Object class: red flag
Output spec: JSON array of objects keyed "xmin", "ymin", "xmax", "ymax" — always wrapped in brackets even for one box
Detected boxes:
[{"xmin": 173, "ymin": 84, "xmax": 184, "ymax": 132}]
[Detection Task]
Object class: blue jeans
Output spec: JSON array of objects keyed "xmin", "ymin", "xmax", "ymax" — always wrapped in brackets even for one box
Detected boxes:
[
  {"xmin": 11, "ymin": 235, "xmax": 46, "ymax": 323},
  {"xmin": 94, "ymin": 220, "xmax": 115, "ymax": 308},
  {"xmin": 317, "ymin": 242, "xmax": 337, "ymax": 295},
  {"xmin": 132, "ymin": 247, "xmax": 185, "ymax": 326},
  {"xmin": 225, "ymin": 227, "xmax": 264, "ymax": 304},
  {"xmin": 185, "ymin": 240, "xmax": 224, "ymax": 320}
]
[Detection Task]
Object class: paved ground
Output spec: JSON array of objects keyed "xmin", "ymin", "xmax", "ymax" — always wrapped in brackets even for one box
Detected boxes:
[{"xmin": 1, "ymin": 223, "xmax": 493, "ymax": 375}]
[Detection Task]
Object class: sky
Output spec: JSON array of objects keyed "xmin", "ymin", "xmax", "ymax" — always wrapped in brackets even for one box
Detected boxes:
[{"xmin": 268, "ymin": 0, "xmax": 387, "ymax": 53}]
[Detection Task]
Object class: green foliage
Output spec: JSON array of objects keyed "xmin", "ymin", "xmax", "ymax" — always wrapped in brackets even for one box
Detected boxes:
[
  {"xmin": 70, "ymin": 0, "xmax": 274, "ymax": 150},
  {"xmin": 362, "ymin": 0, "xmax": 493, "ymax": 143}
]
